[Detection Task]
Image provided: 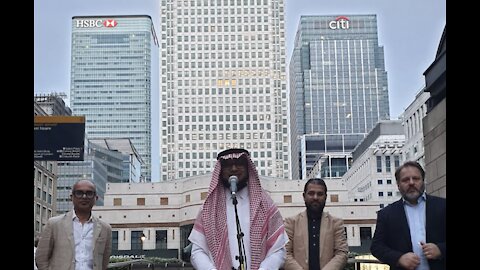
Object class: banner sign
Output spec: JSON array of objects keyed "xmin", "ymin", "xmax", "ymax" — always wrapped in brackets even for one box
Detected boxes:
[{"xmin": 34, "ymin": 116, "xmax": 86, "ymax": 161}]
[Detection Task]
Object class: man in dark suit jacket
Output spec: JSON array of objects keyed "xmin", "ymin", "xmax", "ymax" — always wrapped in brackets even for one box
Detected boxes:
[
  {"xmin": 35, "ymin": 179, "xmax": 112, "ymax": 270},
  {"xmin": 371, "ymin": 161, "xmax": 446, "ymax": 270}
]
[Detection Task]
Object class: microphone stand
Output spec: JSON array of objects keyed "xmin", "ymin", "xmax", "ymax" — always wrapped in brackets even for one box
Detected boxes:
[{"xmin": 231, "ymin": 194, "xmax": 247, "ymax": 270}]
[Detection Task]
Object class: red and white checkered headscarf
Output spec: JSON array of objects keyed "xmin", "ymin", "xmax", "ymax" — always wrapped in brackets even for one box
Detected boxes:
[{"xmin": 192, "ymin": 151, "xmax": 285, "ymax": 270}]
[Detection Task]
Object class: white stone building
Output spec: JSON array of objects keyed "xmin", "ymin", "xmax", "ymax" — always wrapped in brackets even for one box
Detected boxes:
[
  {"xmin": 93, "ymin": 175, "xmax": 379, "ymax": 258},
  {"xmin": 342, "ymin": 120, "xmax": 405, "ymax": 208}
]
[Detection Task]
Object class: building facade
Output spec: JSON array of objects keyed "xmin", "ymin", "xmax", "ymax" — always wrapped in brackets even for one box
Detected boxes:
[
  {"xmin": 159, "ymin": 0, "xmax": 290, "ymax": 180},
  {"xmin": 342, "ymin": 120, "xmax": 405, "ymax": 208},
  {"xmin": 56, "ymin": 139, "xmax": 125, "ymax": 214},
  {"xmin": 401, "ymin": 88, "xmax": 429, "ymax": 167},
  {"xmin": 422, "ymin": 26, "xmax": 446, "ymax": 198},
  {"xmin": 289, "ymin": 15, "xmax": 390, "ymax": 179},
  {"xmin": 34, "ymin": 93, "xmax": 71, "ymax": 239},
  {"xmin": 70, "ymin": 15, "xmax": 157, "ymax": 182},
  {"xmin": 93, "ymin": 175, "xmax": 379, "ymax": 258},
  {"xmin": 34, "ymin": 103, "xmax": 57, "ymax": 240},
  {"xmin": 89, "ymin": 138, "xmax": 144, "ymax": 183}
]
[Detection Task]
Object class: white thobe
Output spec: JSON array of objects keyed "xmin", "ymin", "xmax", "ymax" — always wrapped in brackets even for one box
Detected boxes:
[{"xmin": 189, "ymin": 187, "xmax": 288, "ymax": 270}]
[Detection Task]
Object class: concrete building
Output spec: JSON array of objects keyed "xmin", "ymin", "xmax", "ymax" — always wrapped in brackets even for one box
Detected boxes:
[
  {"xmin": 401, "ymin": 88, "xmax": 430, "ymax": 167},
  {"xmin": 70, "ymin": 15, "xmax": 158, "ymax": 182},
  {"xmin": 34, "ymin": 92, "xmax": 72, "ymax": 116},
  {"xmin": 159, "ymin": 0, "xmax": 290, "ymax": 180},
  {"xmin": 422, "ymin": 26, "xmax": 446, "ymax": 197},
  {"xmin": 56, "ymin": 139, "xmax": 124, "ymax": 214},
  {"xmin": 89, "ymin": 138, "xmax": 144, "ymax": 183},
  {"xmin": 34, "ymin": 93, "xmax": 71, "ymax": 239},
  {"xmin": 342, "ymin": 120, "xmax": 405, "ymax": 208},
  {"xmin": 289, "ymin": 15, "xmax": 390, "ymax": 179},
  {"xmin": 34, "ymin": 103, "xmax": 57, "ymax": 240},
  {"xmin": 93, "ymin": 175, "xmax": 379, "ymax": 258}
]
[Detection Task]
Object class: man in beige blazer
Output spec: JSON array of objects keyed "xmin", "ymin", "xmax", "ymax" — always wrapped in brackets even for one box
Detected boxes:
[
  {"xmin": 35, "ymin": 180, "xmax": 112, "ymax": 270},
  {"xmin": 284, "ymin": 178, "xmax": 348, "ymax": 270}
]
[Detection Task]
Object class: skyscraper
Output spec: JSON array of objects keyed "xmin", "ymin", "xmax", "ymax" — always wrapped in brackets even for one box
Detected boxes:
[
  {"xmin": 70, "ymin": 15, "xmax": 158, "ymax": 181},
  {"xmin": 159, "ymin": 0, "xmax": 290, "ymax": 180},
  {"xmin": 289, "ymin": 15, "xmax": 390, "ymax": 179}
]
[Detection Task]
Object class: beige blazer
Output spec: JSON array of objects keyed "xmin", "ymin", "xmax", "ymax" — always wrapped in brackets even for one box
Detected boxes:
[
  {"xmin": 284, "ymin": 210, "xmax": 348, "ymax": 270},
  {"xmin": 35, "ymin": 210, "xmax": 112, "ymax": 270}
]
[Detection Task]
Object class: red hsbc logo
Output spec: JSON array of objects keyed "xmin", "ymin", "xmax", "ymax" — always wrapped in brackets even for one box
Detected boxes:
[
  {"xmin": 329, "ymin": 16, "xmax": 350, "ymax": 30},
  {"xmin": 75, "ymin": 19, "xmax": 118, "ymax": 28},
  {"xmin": 103, "ymin": 20, "xmax": 118, "ymax": 27}
]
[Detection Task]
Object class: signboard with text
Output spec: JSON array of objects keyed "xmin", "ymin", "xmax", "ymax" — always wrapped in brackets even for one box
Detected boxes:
[{"xmin": 34, "ymin": 116, "xmax": 85, "ymax": 161}]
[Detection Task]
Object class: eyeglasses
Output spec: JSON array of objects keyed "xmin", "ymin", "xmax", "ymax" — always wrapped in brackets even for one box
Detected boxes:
[{"xmin": 72, "ymin": 190, "xmax": 96, "ymax": 199}]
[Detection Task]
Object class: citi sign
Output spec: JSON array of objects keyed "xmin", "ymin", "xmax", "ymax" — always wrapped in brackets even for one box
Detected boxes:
[
  {"xmin": 329, "ymin": 16, "xmax": 350, "ymax": 30},
  {"xmin": 75, "ymin": 19, "xmax": 118, "ymax": 28}
]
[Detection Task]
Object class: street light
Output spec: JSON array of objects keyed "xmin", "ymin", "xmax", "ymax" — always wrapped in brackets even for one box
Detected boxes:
[{"xmin": 140, "ymin": 233, "xmax": 146, "ymax": 242}]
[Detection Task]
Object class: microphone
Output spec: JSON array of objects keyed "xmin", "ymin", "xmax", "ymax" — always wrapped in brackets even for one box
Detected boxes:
[{"xmin": 229, "ymin": 175, "xmax": 238, "ymax": 195}]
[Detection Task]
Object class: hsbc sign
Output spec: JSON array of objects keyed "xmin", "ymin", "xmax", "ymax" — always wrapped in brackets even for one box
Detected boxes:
[
  {"xmin": 329, "ymin": 16, "xmax": 350, "ymax": 30},
  {"xmin": 75, "ymin": 19, "xmax": 118, "ymax": 28}
]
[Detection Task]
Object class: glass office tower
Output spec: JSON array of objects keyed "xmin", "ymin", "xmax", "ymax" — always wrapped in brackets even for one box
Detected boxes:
[
  {"xmin": 289, "ymin": 15, "xmax": 390, "ymax": 179},
  {"xmin": 71, "ymin": 15, "xmax": 157, "ymax": 182},
  {"xmin": 159, "ymin": 0, "xmax": 290, "ymax": 180}
]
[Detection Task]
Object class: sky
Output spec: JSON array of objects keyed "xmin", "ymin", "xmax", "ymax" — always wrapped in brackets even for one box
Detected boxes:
[{"xmin": 34, "ymin": 0, "xmax": 446, "ymax": 119}]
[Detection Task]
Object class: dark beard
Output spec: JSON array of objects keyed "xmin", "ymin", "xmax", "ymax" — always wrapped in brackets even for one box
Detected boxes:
[
  {"xmin": 306, "ymin": 203, "xmax": 325, "ymax": 218},
  {"xmin": 221, "ymin": 178, "xmax": 248, "ymax": 191}
]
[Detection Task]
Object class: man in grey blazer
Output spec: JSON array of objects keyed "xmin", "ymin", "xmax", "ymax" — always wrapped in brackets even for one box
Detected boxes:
[
  {"xmin": 35, "ymin": 179, "xmax": 112, "ymax": 270},
  {"xmin": 284, "ymin": 178, "xmax": 348, "ymax": 270}
]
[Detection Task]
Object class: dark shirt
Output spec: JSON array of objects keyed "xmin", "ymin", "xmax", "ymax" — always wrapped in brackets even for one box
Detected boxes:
[{"xmin": 307, "ymin": 210, "xmax": 321, "ymax": 270}]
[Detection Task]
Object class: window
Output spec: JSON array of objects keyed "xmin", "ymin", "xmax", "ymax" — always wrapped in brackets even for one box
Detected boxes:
[
  {"xmin": 186, "ymin": 194, "xmax": 190, "ymax": 203},
  {"xmin": 385, "ymin": 156, "xmax": 391, "ymax": 172},
  {"xmin": 378, "ymin": 192, "xmax": 384, "ymax": 197},
  {"xmin": 360, "ymin": 227, "xmax": 372, "ymax": 241},
  {"xmin": 156, "ymin": 230, "xmax": 168, "ymax": 249},
  {"xmin": 376, "ymin": 156, "xmax": 382, "ymax": 172},
  {"xmin": 386, "ymin": 179, "xmax": 392, "ymax": 184},
  {"xmin": 330, "ymin": 194, "xmax": 339, "ymax": 202},
  {"xmin": 112, "ymin": 231, "xmax": 119, "ymax": 251},
  {"xmin": 387, "ymin": 192, "xmax": 393, "ymax": 197},
  {"xmin": 377, "ymin": 179, "xmax": 383, "ymax": 185},
  {"xmin": 131, "ymin": 230, "xmax": 143, "ymax": 250},
  {"xmin": 283, "ymin": 195, "xmax": 292, "ymax": 203},
  {"xmin": 160, "ymin": 197, "xmax": 169, "ymax": 205},
  {"xmin": 394, "ymin": 155, "xmax": 401, "ymax": 169},
  {"xmin": 113, "ymin": 198, "xmax": 122, "ymax": 206},
  {"xmin": 201, "ymin": 192, "xmax": 208, "ymax": 200},
  {"xmin": 137, "ymin": 198, "xmax": 145, "ymax": 206}
]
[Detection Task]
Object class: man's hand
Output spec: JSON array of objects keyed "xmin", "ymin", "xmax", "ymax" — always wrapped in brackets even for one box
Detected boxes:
[
  {"xmin": 397, "ymin": 252, "xmax": 420, "ymax": 270},
  {"xmin": 420, "ymin": 241, "xmax": 441, "ymax": 260}
]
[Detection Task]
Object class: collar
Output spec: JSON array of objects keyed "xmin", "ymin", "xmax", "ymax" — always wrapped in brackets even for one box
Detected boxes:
[
  {"xmin": 306, "ymin": 208, "xmax": 323, "ymax": 219},
  {"xmin": 237, "ymin": 186, "xmax": 248, "ymax": 200},
  {"xmin": 72, "ymin": 210, "xmax": 93, "ymax": 222}
]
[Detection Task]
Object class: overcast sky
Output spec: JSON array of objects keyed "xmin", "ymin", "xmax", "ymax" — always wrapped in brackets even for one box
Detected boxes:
[{"xmin": 34, "ymin": 0, "xmax": 445, "ymax": 119}]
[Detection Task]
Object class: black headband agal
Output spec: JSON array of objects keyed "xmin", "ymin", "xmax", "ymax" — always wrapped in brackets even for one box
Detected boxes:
[{"xmin": 216, "ymin": 148, "xmax": 250, "ymax": 160}]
